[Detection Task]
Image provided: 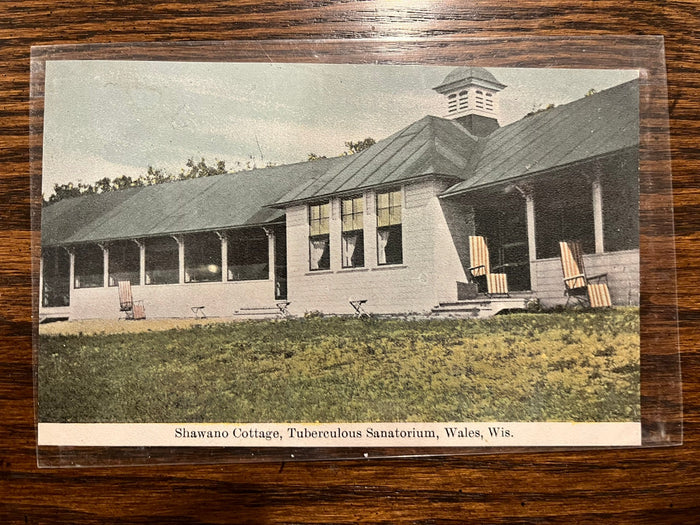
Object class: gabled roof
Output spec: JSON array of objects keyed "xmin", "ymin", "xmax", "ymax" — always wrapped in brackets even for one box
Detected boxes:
[
  {"xmin": 273, "ymin": 115, "xmax": 480, "ymax": 206},
  {"xmin": 441, "ymin": 79, "xmax": 639, "ymax": 197},
  {"xmin": 41, "ymin": 157, "xmax": 340, "ymax": 247}
]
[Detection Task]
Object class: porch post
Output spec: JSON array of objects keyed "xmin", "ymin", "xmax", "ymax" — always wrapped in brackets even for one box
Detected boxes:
[
  {"xmin": 172, "ymin": 235, "xmax": 185, "ymax": 284},
  {"xmin": 364, "ymin": 190, "xmax": 377, "ymax": 269},
  {"xmin": 65, "ymin": 247, "xmax": 75, "ymax": 292},
  {"xmin": 216, "ymin": 231, "xmax": 228, "ymax": 282},
  {"xmin": 263, "ymin": 227, "xmax": 276, "ymax": 281},
  {"xmin": 133, "ymin": 240, "xmax": 146, "ymax": 286},
  {"xmin": 592, "ymin": 176, "xmax": 604, "ymax": 254},
  {"xmin": 39, "ymin": 252, "xmax": 44, "ymax": 308},
  {"xmin": 524, "ymin": 191, "xmax": 538, "ymax": 292},
  {"xmin": 100, "ymin": 243, "xmax": 109, "ymax": 287}
]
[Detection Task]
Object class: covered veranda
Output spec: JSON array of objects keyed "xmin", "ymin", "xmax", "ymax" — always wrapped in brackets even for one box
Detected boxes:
[{"xmin": 440, "ymin": 149, "xmax": 640, "ymax": 306}]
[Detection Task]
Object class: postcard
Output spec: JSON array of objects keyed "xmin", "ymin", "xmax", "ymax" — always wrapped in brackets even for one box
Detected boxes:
[{"xmin": 36, "ymin": 55, "xmax": 649, "ymax": 456}]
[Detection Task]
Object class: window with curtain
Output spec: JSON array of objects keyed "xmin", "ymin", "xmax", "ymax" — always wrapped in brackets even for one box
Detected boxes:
[
  {"xmin": 376, "ymin": 190, "xmax": 403, "ymax": 265},
  {"xmin": 309, "ymin": 202, "xmax": 330, "ymax": 271},
  {"xmin": 341, "ymin": 196, "xmax": 364, "ymax": 268}
]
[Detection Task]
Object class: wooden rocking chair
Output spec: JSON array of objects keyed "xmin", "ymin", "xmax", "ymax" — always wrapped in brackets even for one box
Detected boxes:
[
  {"xmin": 468, "ymin": 236, "xmax": 509, "ymax": 297},
  {"xmin": 118, "ymin": 280, "xmax": 146, "ymax": 320},
  {"xmin": 559, "ymin": 241, "xmax": 612, "ymax": 308}
]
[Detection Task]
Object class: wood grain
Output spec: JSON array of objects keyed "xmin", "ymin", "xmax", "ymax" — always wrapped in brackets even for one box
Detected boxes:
[{"xmin": 1, "ymin": 1, "xmax": 699, "ymax": 523}]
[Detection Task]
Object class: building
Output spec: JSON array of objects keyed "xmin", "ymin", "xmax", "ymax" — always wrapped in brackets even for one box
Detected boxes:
[{"xmin": 39, "ymin": 68, "xmax": 639, "ymax": 321}]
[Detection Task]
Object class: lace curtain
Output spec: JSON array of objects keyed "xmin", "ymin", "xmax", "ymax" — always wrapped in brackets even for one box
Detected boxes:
[
  {"xmin": 310, "ymin": 238, "xmax": 328, "ymax": 270},
  {"xmin": 377, "ymin": 229, "xmax": 390, "ymax": 265},
  {"xmin": 343, "ymin": 233, "xmax": 358, "ymax": 267}
]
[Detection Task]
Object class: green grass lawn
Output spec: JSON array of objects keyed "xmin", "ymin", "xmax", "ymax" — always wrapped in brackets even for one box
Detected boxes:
[{"xmin": 38, "ymin": 308, "xmax": 640, "ymax": 423}]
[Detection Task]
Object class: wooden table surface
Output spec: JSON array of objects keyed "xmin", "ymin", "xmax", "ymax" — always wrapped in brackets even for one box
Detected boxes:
[{"xmin": 1, "ymin": 2, "xmax": 698, "ymax": 523}]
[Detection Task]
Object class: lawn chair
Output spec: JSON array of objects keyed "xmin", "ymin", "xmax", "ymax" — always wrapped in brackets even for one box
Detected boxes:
[
  {"xmin": 559, "ymin": 241, "xmax": 612, "ymax": 308},
  {"xmin": 468, "ymin": 236, "xmax": 509, "ymax": 297},
  {"xmin": 118, "ymin": 280, "xmax": 146, "ymax": 320}
]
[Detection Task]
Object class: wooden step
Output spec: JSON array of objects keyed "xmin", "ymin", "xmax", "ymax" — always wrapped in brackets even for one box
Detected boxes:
[{"xmin": 431, "ymin": 296, "xmax": 529, "ymax": 318}]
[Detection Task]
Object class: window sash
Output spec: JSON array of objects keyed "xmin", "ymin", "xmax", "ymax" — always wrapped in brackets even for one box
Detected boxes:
[
  {"xmin": 309, "ymin": 203, "xmax": 330, "ymax": 236},
  {"xmin": 341, "ymin": 196, "xmax": 364, "ymax": 232},
  {"xmin": 377, "ymin": 190, "xmax": 401, "ymax": 228}
]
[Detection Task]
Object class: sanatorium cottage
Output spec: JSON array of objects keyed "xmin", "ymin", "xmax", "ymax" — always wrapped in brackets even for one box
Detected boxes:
[{"xmin": 40, "ymin": 67, "xmax": 639, "ymax": 320}]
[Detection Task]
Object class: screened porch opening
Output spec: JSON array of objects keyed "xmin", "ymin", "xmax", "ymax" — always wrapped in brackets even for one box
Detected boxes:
[
  {"xmin": 474, "ymin": 191, "xmax": 530, "ymax": 291},
  {"xmin": 42, "ymin": 247, "xmax": 70, "ymax": 307},
  {"xmin": 535, "ymin": 177, "xmax": 594, "ymax": 259},
  {"xmin": 184, "ymin": 231, "xmax": 221, "ymax": 283},
  {"xmin": 74, "ymin": 244, "xmax": 103, "ymax": 289},
  {"xmin": 602, "ymin": 169, "xmax": 639, "ymax": 252},
  {"xmin": 108, "ymin": 240, "xmax": 140, "ymax": 286},
  {"xmin": 228, "ymin": 228, "xmax": 269, "ymax": 281},
  {"xmin": 145, "ymin": 236, "xmax": 179, "ymax": 285}
]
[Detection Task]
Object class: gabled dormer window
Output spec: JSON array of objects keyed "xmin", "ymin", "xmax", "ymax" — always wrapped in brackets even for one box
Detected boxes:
[
  {"xmin": 376, "ymin": 190, "xmax": 402, "ymax": 265},
  {"xmin": 309, "ymin": 202, "xmax": 330, "ymax": 271}
]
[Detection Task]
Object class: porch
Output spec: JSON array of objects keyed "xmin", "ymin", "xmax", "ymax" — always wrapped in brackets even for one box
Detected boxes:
[
  {"xmin": 39, "ymin": 224, "xmax": 287, "ymax": 320},
  {"xmin": 440, "ymin": 150, "xmax": 640, "ymax": 309}
]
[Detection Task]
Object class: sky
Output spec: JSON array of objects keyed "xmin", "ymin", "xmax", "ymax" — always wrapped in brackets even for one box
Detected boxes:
[{"xmin": 41, "ymin": 61, "xmax": 638, "ymax": 196}]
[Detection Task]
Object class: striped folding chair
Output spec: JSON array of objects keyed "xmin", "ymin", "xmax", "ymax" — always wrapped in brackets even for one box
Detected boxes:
[
  {"xmin": 559, "ymin": 241, "xmax": 611, "ymax": 308},
  {"xmin": 468, "ymin": 236, "xmax": 509, "ymax": 297},
  {"xmin": 118, "ymin": 280, "xmax": 146, "ymax": 320}
]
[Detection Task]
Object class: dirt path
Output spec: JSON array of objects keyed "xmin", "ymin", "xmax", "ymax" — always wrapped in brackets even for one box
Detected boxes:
[{"xmin": 38, "ymin": 317, "xmax": 246, "ymax": 336}]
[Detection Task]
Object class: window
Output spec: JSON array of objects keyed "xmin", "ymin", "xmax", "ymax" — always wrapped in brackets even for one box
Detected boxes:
[
  {"xmin": 184, "ymin": 231, "xmax": 221, "ymax": 283},
  {"xmin": 145, "ymin": 236, "xmax": 179, "ymax": 285},
  {"xmin": 74, "ymin": 244, "xmax": 103, "ymax": 288},
  {"xmin": 376, "ymin": 190, "xmax": 402, "ymax": 265},
  {"xmin": 341, "ymin": 196, "xmax": 364, "ymax": 268},
  {"xmin": 108, "ymin": 239, "xmax": 140, "ymax": 286},
  {"xmin": 228, "ymin": 229, "xmax": 269, "ymax": 281},
  {"xmin": 309, "ymin": 202, "xmax": 330, "ymax": 271}
]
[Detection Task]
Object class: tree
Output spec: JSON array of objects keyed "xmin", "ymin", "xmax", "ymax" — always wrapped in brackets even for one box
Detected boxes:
[
  {"xmin": 46, "ymin": 183, "xmax": 82, "ymax": 204},
  {"xmin": 111, "ymin": 175, "xmax": 139, "ymax": 190},
  {"xmin": 144, "ymin": 166, "xmax": 171, "ymax": 186},
  {"xmin": 344, "ymin": 137, "xmax": 376, "ymax": 155},
  {"xmin": 180, "ymin": 157, "xmax": 227, "ymax": 180},
  {"xmin": 307, "ymin": 153, "xmax": 326, "ymax": 162}
]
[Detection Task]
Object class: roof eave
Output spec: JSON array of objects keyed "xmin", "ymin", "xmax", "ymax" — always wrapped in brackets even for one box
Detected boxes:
[
  {"xmin": 42, "ymin": 218, "xmax": 286, "ymax": 248},
  {"xmin": 271, "ymin": 173, "xmax": 465, "ymax": 209},
  {"xmin": 439, "ymin": 145, "xmax": 639, "ymax": 199}
]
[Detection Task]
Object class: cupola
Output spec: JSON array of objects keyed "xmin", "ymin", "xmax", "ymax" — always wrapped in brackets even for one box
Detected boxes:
[{"xmin": 433, "ymin": 67, "xmax": 506, "ymax": 137}]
